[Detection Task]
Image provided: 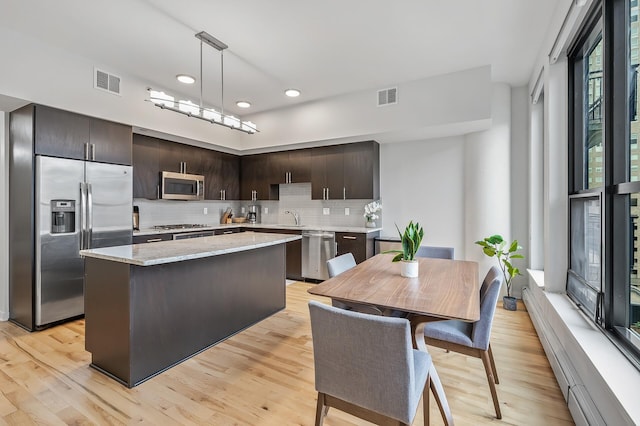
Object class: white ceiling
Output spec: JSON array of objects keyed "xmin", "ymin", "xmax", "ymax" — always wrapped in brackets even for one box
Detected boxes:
[{"xmin": 0, "ymin": 0, "xmax": 561, "ymax": 117}]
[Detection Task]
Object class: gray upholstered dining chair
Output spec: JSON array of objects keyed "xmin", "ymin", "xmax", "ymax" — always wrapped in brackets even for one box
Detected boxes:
[
  {"xmin": 308, "ymin": 300, "xmax": 433, "ymax": 426},
  {"xmin": 326, "ymin": 253, "xmax": 382, "ymax": 315},
  {"xmin": 326, "ymin": 253, "xmax": 357, "ymax": 278},
  {"xmin": 416, "ymin": 246, "xmax": 455, "ymax": 260},
  {"xmin": 421, "ymin": 266, "xmax": 504, "ymax": 419}
]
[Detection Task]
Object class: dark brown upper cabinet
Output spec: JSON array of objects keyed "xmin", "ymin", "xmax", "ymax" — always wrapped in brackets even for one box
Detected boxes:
[
  {"xmin": 132, "ymin": 134, "xmax": 160, "ymax": 199},
  {"xmin": 269, "ymin": 149, "xmax": 312, "ymax": 184},
  {"xmin": 342, "ymin": 141, "xmax": 380, "ymax": 200},
  {"xmin": 205, "ymin": 151, "xmax": 240, "ymax": 200},
  {"xmin": 311, "ymin": 145, "xmax": 344, "ymax": 200},
  {"xmin": 240, "ymin": 153, "xmax": 274, "ymax": 201},
  {"xmin": 133, "ymin": 135, "xmax": 240, "ymax": 200},
  {"xmin": 311, "ymin": 141, "xmax": 379, "ymax": 200},
  {"xmin": 34, "ymin": 104, "xmax": 132, "ymax": 165}
]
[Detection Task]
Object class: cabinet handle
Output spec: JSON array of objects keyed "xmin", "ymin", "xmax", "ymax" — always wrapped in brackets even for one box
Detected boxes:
[
  {"xmin": 342, "ymin": 236, "xmax": 357, "ymax": 240},
  {"xmin": 223, "ymin": 230, "xmax": 234, "ymax": 234},
  {"xmin": 343, "ymin": 187, "xmax": 346, "ymax": 200},
  {"xmin": 147, "ymin": 238, "xmax": 163, "ymax": 243},
  {"xmin": 326, "ymin": 187, "xmax": 329, "ymax": 199},
  {"xmin": 84, "ymin": 143, "xmax": 89, "ymax": 160},
  {"xmin": 91, "ymin": 143, "xmax": 96, "ymax": 161},
  {"xmin": 157, "ymin": 185, "xmax": 160, "ymax": 199}
]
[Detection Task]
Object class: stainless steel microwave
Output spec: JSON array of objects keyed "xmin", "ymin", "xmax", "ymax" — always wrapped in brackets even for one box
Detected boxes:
[{"xmin": 161, "ymin": 171, "xmax": 205, "ymax": 200}]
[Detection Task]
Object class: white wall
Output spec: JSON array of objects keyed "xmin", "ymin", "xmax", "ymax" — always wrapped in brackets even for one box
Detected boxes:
[
  {"xmin": 464, "ymin": 84, "xmax": 513, "ymax": 280},
  {"xmin": 0, "ymin": 25, "xmax": 244, "ymax": 150},
  {"xmin": 544, "ymin": 59, "xmax": 568, "ymax": 293},
  {"xmin": 242, "ymin": 66, "xmax": 492, "ymax": 150},
  {"xmin": 379, "ymin": 136, "xmax": 466, "ymax": 257},
  {"xmin": 0, "ymin": 113, "xmax": 8, "ymax": 320},
  {"xmin": 510, "ymin": 86, "xmax": 530, "ymax": 296}
]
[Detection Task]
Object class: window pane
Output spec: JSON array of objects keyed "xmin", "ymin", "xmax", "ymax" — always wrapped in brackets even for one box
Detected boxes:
[
  {"xmin": 631, "ymin": 193, "xmax": 640, "ymax": 330},
  {"xmin": 586, "ymin": 38, "xmax": 604, "ymax": 189},
  {"xmin": 632, "ymin": 0, "xmax": 640, "ymax": 182},
  {"xmin": 570, "ymin": 196, "xmax": 601, "ymax": 290},
  {"xmin": 568, "ymin": 194, "xmax": 602, "ymax": 320}
]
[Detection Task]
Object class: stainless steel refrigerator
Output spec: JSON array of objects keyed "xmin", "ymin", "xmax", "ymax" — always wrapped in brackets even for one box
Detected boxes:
[{"xmin": 31, "ymin": 156, "xmax": 132, "ymax": 328}]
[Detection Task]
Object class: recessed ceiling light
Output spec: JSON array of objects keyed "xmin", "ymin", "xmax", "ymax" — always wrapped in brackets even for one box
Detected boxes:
[
  {"xmin": 285, "ymin": 88, "xmax": 301, "ymax": 98},
  {"xmin": 176, "ymin": 74, "xmax": 196, "ymax": 84},
  {"xmin": 236, "ymin": 101, "xmax": 251, "ymax": 108}
]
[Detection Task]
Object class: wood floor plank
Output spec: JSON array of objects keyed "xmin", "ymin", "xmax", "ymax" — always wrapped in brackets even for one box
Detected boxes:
[{"xmin": 0, "ymin": 282, "xmax": 573, "ymax": 425}]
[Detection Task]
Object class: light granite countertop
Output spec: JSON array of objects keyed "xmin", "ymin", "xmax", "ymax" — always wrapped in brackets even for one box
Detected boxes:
[
  {"xmin": 134, "ymin": 223, "xmax": 382, "ymax": 236},
  {"xmin": 80, "ymin": 232, "xmax": 302, "ymax": 266}
]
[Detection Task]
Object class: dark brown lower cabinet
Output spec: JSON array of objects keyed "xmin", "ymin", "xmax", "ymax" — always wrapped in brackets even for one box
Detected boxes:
[
  {"xmin": 336, "ymin": 231, "xmax": 379, "ymax": 264},
  {"xmin": 249, "ymin": 228, "xmax": 302, "ymax": 280},
  {"xmin": 132, "ymin": 233, "xmax": 172, "ymax": 244}
]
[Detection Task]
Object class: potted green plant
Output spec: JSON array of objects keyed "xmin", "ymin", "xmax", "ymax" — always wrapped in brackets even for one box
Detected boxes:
[
  {"xmin": 475, "ymin": 234, "xmax": 524, "ymax": 311},
  {"xmin": 386, "ymin": 221, "xmax": 424, "ymax": 277}
]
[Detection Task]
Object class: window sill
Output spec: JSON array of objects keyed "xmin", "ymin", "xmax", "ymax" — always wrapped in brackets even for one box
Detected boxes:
[
  {"xmin": 524, "ymin": 277, "xmax": 640, "ymax": 424},
  {"xmin": 527, "ymin": 268, "xmax": 545, "ymax": 288}
]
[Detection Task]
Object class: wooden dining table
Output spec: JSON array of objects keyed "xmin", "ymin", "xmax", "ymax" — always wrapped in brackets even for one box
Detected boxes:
[{"xmin": 308, "ymin": 253, "xmax": 480, "ymax": 425}]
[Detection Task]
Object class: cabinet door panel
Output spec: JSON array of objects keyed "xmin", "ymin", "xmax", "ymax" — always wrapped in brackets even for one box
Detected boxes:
[
  {"xmin": 336, "ymin": 231, "xmax": 378, "ymax": 264},
  {"xmin": 241, "ymin": 154, "xmax": 271, "ymax": 200},
  {"xmin": 324, "ymin": 145, "xmax": 344, "ymax": 200},
  {"xmin": 90, "ymin": 119, "xmax": 132, "ymax": 165},
  {"xmin": 268, "ymin": 151, "xmax": 289, "ymax": 184},
  {"xmin": 289, "ymin": 149, "xmax": 311, "ymax": 183},
  {"xmin": 34, "ymin": 105, "xmax": 89, "ymax": 160},
  {"xmin": 311, "ymin": 148, "xmax": 327, "ymax": 199},
  {"xmin": 336, "ymin": 232, "xmax": 367, "ymax": 264},
  {"xmin": 132, "ymin": 134, "xmax": 160, "ymax": 199},
  {"xmin": 343, "ymin": 141, "xmax": 378, "ymax": 199},
  {"xmin": 205, "ymin": 151, "xmax": 240, "ymax": 200},
  {"xmin": 220, "ymin": 153, "xmax": 240, "ymax": 200}
]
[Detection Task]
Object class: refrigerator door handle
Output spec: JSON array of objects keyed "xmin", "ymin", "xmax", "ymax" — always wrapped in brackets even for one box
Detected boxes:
[
  {"xmin": 80, "ymin": 182, "xmax": 86, "ymax": 250},
  {"xmin": 87, "ymin": 183, "xmax": 93, "ymax": 249}
]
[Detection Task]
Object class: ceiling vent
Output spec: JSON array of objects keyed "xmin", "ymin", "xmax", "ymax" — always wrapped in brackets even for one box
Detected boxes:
[
  {"xmin": 94, "ymin": 68, "xmax": 121, "ymax": 95},
  {"xmin": 377, "ymin": 87, "xmax": 397, "ymax": 106}
]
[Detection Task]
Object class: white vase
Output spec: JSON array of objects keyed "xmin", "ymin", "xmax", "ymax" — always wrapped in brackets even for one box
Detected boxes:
[
  {"xmin": 400, "ymin": 260, "xmax": 419, "ymax": 278},
  {"xmin": 365, "ymin": 220, "xmax": 376, "ymax": 228}
]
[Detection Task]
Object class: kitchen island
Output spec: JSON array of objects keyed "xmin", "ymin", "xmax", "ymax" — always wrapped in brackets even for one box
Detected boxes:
[{"xmin": 80, "ymin": 232, "xmax": 301, "ymax": 387}]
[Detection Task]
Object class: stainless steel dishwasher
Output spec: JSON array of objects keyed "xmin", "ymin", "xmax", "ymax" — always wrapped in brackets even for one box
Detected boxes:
[{"xmin": 302, "ymin": 230, "xmax": 336, "ymax": 281}]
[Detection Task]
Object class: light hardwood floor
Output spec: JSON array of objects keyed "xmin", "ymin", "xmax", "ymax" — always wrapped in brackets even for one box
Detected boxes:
[{"xmin": 0, "ymin": 282, "xmax": 573, "ymax": 425}]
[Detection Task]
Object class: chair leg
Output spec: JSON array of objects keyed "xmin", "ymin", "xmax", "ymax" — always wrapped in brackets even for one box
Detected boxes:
[
  {"xmin": 315, "ymin": 392, "xmax": 328, "ymax": 426},
  {"xmin": 480, "ymin": 350, "xmax": 502, "ymax": 419},
  {"xmin": 423, "ymin": 375, "xmax": 430, "ymax": 426},
  {"xmin": 488, "ymin": 343, "xmax": 499, "ymax": 384}
]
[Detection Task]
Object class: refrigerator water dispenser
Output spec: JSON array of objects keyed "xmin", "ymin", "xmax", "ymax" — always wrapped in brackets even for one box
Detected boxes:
[{"xmin": 51, "ymin": 200, "xmax": 75, "ymax": 234}]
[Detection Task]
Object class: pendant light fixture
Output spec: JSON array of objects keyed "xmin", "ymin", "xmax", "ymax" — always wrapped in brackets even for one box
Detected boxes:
[{"xmin": 148, "ymin": 31, "xmax": 257, "ymax": 134}]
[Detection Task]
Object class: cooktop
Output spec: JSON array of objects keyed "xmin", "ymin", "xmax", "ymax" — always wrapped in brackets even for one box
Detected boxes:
[{"xmin": 152, "ymin": 224, "xmax": 211, "ymax": 230}]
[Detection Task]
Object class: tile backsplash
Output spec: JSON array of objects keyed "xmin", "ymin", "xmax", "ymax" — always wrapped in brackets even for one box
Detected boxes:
[{"xmin": 134, "ymin": 182, "xmax": 380, "ymax": 229}]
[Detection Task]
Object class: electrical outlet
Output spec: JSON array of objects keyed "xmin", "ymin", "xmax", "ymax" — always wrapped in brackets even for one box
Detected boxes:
[
  {"xmin": 241, "ymin": 207, "xmax": 246, "ymax": 214},
  {"xmin": 203, "ymin": 207, "xmax": 208, "ymax": 215},
  {"xmin": 345, "ymin": 208, "xmax": 350, "ymax": 216},
  {"xmin": 323, "ymin": 208, "xmax": 330, "ymax": 215},
  {"xmin": 264, "ymin": 207, "xmax": 268, "ymax": 214}
]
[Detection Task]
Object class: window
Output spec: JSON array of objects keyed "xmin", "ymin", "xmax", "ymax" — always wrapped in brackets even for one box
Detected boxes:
[{"xmin": 569, "ymin": 0, "xmax": 640, "ymax": 363}]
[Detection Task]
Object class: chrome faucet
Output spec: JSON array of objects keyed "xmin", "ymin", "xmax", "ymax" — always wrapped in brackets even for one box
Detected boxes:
[{"xmin": 284, "ymin": 210, "xmax": 300, "ymax": 225}]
